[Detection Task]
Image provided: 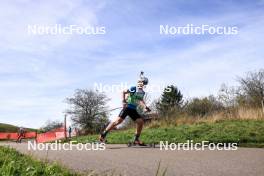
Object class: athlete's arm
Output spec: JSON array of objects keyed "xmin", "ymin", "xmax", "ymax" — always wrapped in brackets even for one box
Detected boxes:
[
  {"xmin": 139, "ymin": 100, "xmax": 151, "ymax": 112},
  {"xmin": 122, "ymin": 89, "xmax": 129, "ymax": 102},
  {"xmin": 122, "ymin": 89, "xmax": 130, "ymax": 108}
]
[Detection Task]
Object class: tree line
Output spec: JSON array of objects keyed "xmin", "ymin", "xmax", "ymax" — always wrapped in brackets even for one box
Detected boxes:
[
  {"xmin": 155, "ymin": 69, "xmax": 264, "ymax": 119},
  {"xmin": 41, "ymin": 69, "xmax": 264, "ymax": 133}
]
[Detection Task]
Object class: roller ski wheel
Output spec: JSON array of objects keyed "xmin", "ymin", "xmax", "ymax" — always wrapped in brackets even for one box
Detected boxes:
[{"xmin": 127, "ymin": 141, "xmax": 147, "ymax": 147}]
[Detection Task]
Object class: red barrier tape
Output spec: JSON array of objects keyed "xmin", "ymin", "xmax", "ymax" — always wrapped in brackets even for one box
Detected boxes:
[
  {"xmin": 36, "ymin": 132, "xmax": 56, "ymax": 143},
  {"xmin": 25, "ymin": 132, "xmax": 37, "ymax": 138},
  {"xmin": 9, "ymin": 133, "xmax": 19, "ymax": 139},
  {"xmin": 36, "ymin": 131, "xmax": 65, "ymax": 143},
  {"xmin": 52, "ymin": 127, "xmax": 65, "ymax": 132},
  {"xmin": 0, "ymin": 132, "xmax": 37, "ymax": 140},
  {"xmin": 0, "ymin": 133, "xmax": 9, "ymax": 139},
  {"xmin": 0, "ymin": 127, "xmax": 66, "ymax": 143}
]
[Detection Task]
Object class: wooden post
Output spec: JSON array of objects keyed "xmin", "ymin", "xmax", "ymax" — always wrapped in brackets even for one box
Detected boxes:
[
  {"xmin": 35, "ymin": 131, "xmax": 38, "ymax": 143},
  {"xmin": 64, "ymin": 114, "xmax": 67, "ymax": 140},
  {"xmin": 262, "ymin": 98, "xmax": 264, "ymax": 116}
]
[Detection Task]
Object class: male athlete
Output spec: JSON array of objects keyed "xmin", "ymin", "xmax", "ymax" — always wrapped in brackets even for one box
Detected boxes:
[
  {"xmin": 16, "ymin": 127, "xmax": 25, "ymax": 143},
  {"xmin": 99, "ymin": 73, "xmax": 150, "ymax": 144}
]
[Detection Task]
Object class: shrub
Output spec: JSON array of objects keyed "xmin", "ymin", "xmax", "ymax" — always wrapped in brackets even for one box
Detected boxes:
[{"xmin": 185, "ymin": 95, "xmax": 224, "ymax": 117}]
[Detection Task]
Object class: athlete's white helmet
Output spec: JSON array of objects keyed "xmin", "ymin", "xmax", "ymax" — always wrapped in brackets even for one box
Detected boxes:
[
  {"xmin": 138, "ymin": 71, "xmax": 148, "ymax": 87},
  {"xmin": 139, "ymin": 77, "xmax": 148, "ymax": 85}
]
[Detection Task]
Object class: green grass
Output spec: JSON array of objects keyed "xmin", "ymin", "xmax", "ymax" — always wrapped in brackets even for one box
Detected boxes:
[
  {"xmin": 72, "ymin": 120, "xmax": 264, "ymax": 147},
  {"xmin": 0, "ymin": 123, "xmax": 36, "ymax": 133},
  {"xmin": 0, "ymin": 146, "xmax": 79, "ymax": 176},
  {"xmin": 0, "ymin": 123, "xmax": 20, "ymax": 133},
  {"xmin": 0, "ymin": 146, "xmax": 166, "ymax": 176}
]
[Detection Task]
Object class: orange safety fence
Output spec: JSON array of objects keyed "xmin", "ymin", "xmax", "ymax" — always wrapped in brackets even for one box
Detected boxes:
[
  {"xmin": 0, "ymin": 132, "xmax": 37, "ymax": 140},
  {"xmin": 0, "ymin": 133, "xmax": 19, "ymax": 140},
  {"xmin": 25, "ymin": 132, "xmax": 37, "ymax": 138},
  {"xmin": 36, "ymin": 132, "xmax": 56, "ymax": 143},
  {"xmin": 0, "ymin": 133, "xmax": 11, "ymax": 139},
  {"xmin": 0, "ymin": 127, "xmax": 67, "ymax": 143},
  {"xmin": 36, "ymin": 128, "xmax": 66, "ymax": 143},
  {"xmin": 9, "ymin": 133, "xmax": 18, "ymax": 139},
  {"xmin": 52, "ymin": 127, "xmax": 65, "ymax": 132}
]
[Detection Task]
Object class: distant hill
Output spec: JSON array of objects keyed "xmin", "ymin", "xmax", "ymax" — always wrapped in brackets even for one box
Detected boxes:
[{"xmin": 0, "ymin": 123, "xmax": 36, "ymax": 133}]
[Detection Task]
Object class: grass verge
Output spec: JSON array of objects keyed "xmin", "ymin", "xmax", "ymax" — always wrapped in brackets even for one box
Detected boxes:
[
  {"xmin": 0, "ymin": 123, "xmax": 36, "ymax": 133},
  {"xmin": 0, "ymin": 146, "xmax": 167, "ymax": 176},
  {"xmin": 0, "ymin": 146, "xmax": 79, "ymax": 176},
  {"xmin": 72, "ymin": 119, "xmax": 264, "ymax": 147}
]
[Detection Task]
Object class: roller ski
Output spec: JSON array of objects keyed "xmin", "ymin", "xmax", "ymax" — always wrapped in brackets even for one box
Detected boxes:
[
  {"xmin": 127, "ymin": 134, "xmax": 156, "ymax": 148},
  {"xmin": 127, "ymin": 139, "xmax": 147, "ymax": 147},
  {"xmin": 127, "ymin": 140, "xmax": 156, "ymax": 148}
]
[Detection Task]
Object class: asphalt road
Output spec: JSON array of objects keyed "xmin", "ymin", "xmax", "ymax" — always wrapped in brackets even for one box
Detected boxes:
[{"xmin": 1, "ymin": 142, "xmax": 264, "ymax": 176}]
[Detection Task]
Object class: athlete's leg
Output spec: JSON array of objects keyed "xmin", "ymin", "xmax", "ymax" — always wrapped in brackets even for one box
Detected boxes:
[
  {"xmin": 101, "ymin": 107, "xmax": 127, "ymax": 137},
  {"xmin": 105, "ymin": 117, "xmax": 124, "ymax": 131},
  {"xmin": 127, "ymin": 108, "xmax": 145, "ymax": 144},
  {"xmin": 18, "ymin": 135, "xmax": 22, "ymax": 143},
  {"xmin": 135, "ymin": 118, "xmax": 144, "ymax": 136},
  {"xmin": 16, "ymin": 134, "xmax": 21, "ymax": 143},
  {"xmin": 99, "ymin": 116, "xmax": 124, "ymax": 142},
  {"xmin": 133, "ymin": 118, "xmax": 144, "ymax": 143}
]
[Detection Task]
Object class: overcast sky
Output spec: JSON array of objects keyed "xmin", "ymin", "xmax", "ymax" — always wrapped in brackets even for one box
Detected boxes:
[{"xmin": 0, "ymin": 0, "xmax": 264, "ymax": 128}]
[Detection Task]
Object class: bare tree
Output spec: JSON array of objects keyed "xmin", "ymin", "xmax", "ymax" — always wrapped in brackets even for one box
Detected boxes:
[
  {"xmin": 65, "ymin": 89, "xmax": 110, "ymax": 133},
  {"xmin": 41, "ymin": 120, "xmax": 63, "ymax": 132},
  {"xmin": 238, "ymin": 69, "xmax": 264, "ymax": 108},
  {"xmin": 218, "ymin": 83, "xmax": 238, "ymax": 107}
]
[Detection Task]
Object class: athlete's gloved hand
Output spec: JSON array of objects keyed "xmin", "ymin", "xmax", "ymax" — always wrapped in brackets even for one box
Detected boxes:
[{"xmin": 145, "ymin": 106, "xmax": 151, "ymax": 112}]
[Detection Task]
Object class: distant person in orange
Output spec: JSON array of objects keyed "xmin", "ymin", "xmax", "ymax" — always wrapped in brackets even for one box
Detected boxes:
[{"xmin": 16, "ymin": 127, "xmax": 25, "ymax": 143}]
